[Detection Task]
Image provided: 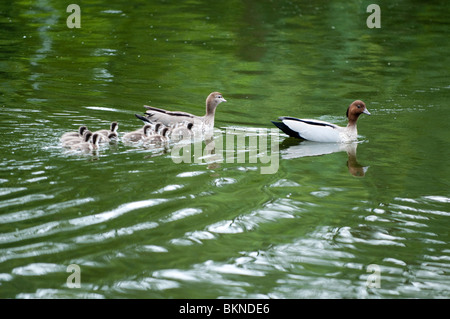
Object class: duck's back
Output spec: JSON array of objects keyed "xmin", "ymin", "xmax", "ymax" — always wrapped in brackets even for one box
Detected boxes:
[
  {"xmin": 278, "ymin": 117, "xmax": 341, "ymax": 143},
  {"xmin": 144, "ymin": 105, "xmax": 197, "ymax": 127}
]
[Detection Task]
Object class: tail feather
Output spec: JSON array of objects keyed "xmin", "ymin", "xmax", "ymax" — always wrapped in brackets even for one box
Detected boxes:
[
  {"xmin": 135, "ymin": 113, "xmax": 152, "ymax": 124},
  {"xmin": 271, "ymin": 120, "xmax": 303, "ymax": 139}
]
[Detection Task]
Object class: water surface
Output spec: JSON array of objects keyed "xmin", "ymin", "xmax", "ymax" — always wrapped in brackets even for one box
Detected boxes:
[{"xmin": 0, "ymin": 1, "xmax": 449, "ymax": 298}]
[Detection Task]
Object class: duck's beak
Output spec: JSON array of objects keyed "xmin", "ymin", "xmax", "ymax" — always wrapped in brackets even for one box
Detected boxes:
[
  {"xmin": 221, "ymin": 97, "xmax": 227, "ymax": 103},
  {"xmin": 363, "ymin": 108, "xmax": 371, "ymax": 115}
]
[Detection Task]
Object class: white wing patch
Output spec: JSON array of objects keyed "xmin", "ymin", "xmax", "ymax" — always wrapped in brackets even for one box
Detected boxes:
[{"xmin": 283, "ymin": 118, "xmax": 341, "ymax": 143}]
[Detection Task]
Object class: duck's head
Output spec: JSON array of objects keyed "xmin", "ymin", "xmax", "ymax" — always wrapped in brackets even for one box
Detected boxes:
[
  {"xmin": 110, "ymin": 122, "xmax": 119, "ymax": 132},
  {"xmin": 161, "ymin": 127, "xmax": 169, "ymax": 137},
  {"xmin": 91, "ymin": 133, "xmax": 100, "ymax": 146},
  {"xmin": 154, "ymin": 123, "xmax": 162, "ymax": 133},
  {"xmin": 83, "ymin": 131, "xmax": 93, "ymax": 142},
  {"xmin": 108, "ymin": 132, "xmax": 118, "ymax": 141},
  {"xmin": 206, "ymin": 92, "xmax": 227, "ymax": 113},
  {"xmin": 346, "ymin": 100, "xmax": 371, "ymax": 122},
  {"xmin": 143, "ymin": 124, "xmax": 152, "ymax": 136},
  {"xmin": 79, "ymin": 126, "xmax": 88, "ymax": 135}
]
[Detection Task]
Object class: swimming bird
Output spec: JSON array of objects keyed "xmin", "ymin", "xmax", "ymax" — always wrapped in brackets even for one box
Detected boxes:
[
  {"xmin": 136, "ymin": 92, "xmax": 226, "ymax": 132},
  {"xmin": 94, "ymin": 122, "xmax": 119, "ymax": 142},
  {"xmin": 70, "ymin": 133, "xmax": 100, "ymax": 152},
  {"xmin": 62, "ymin": 130, "xmax": 92, "ymax": 147},
  {"xmin": 142, "ymin": 127, "xmax": 169, "ymax": 148},
  {"xmin": 122, "ymin": 124, "xmax": 153, "ymax": 143},
  {"xmin": 170, "ymin": 122, "xmax": 194, "ymax": 142},
  {"xmin": 271, "ymin": 100, "xmax": 371, "ymax": 143},
  {"xmin": 60, "ymin": 126, "xmax": 88, "ymax": 142},
  {"xmin": 147, "ymin": 123, "xmax": 163, "ymax": 136},
  {"xmin": 107, "ymin": 131, "xmax": 119, "ymax": 143}
]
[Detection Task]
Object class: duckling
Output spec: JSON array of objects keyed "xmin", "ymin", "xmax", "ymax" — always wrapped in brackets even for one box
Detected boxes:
[
  {"xmin": 122, "ymin": 124, "xmax": 152, "ymax": 143},
  {"xmin": 70, "ymin": 133, "xmax": 100, "ymax": 152},
  {"xmin": 60, "ymin": 126, "xmax": 88, "ymax": 142},
  {"xmin": 97, "ymin": 130, "xmax": 119, "ymax": 143},
  {"xmin": 94, "ymin": 122, "xmax": 119, "ymax": 143},
  {"xmin": 62, "ymin": 130, "xmax": 92, "ymax": 147},
  {"xmin": 170, "ymin": 122, "xmax": 194, "ymax": 143},
  {"xmin": 94, "ymin": 121, "xmax": 118, "ymax": 137},
  {"xmin": 142, "ymin": 127, "xmax": 169, "ymax": 148},
  {"xmin": 107, "ymin": 131, "xmax": 119, "ymax": 143}
]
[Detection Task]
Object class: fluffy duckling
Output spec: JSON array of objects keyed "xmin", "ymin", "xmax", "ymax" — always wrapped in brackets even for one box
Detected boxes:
[
  {"xmin": 170, "ymin": 122, "xmax": 194, "ymax": 143},
  {"xmin": 142, "ymin": 127, "xmax": 169, "ymax": 148},
  {"xmin": 60, "ymin": 126, "xmax": 88, "ymax": 142},
  {"xmin": 106, "ymin": 131, "xmax": 119, "ymax": 143},
  {"xmin": 94, "ymin": 122, "xmax": 119, "ymax": 143},
  {"xmin": 70, "ymin": 133, "xmax": 100, "ymax": 152},
  {"xmin": 94, "ymin": 121, "xmax": 118, "ymax": 137},
  {"xmin": 62, "ymin": 130, "xmax": 92, "ymax": 147},
  {"xmin": 122, "ymin": 124, "xmax": 153, "ymax": 143}
]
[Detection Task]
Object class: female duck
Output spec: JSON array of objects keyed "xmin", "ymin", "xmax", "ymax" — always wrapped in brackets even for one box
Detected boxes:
[
  {"xmin": 271, "ymin": 100, "xmax": 370, "ymax": 143},
  {"xmin": 136, "ymin": 92, "xmax": 226, "ymax": 132}
]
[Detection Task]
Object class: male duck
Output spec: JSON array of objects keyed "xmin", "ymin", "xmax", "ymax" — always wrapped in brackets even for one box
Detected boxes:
[
  {"xmin": 136, "ymin": 92, "xmax": 226, "ymax": 132},
  {"xmin": 271, "ymin": 100, "xmax": 370, "ymax": 143}
]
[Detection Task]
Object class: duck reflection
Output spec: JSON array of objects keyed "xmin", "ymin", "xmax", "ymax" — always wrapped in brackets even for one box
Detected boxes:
[{"xmin": 279, "ymin": 139, "xmax": 369, "ymax": 177}]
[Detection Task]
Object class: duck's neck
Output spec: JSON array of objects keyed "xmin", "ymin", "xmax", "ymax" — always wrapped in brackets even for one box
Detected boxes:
[
  {"xmin": 346, "ymin": 113, "xmax": 360, "ymax": 128},
  {"xmin": 204, "ymin": 101, "xmax": 216, "ymax": 125},
  {"xmin": 345, "ymin": 118, "xmax": 359, "ymax": 141},
  {"xmin": 347, "ymin": 120, "xmax": 357, "ymax": 129}
]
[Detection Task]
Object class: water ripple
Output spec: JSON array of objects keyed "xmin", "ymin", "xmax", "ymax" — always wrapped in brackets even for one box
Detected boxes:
[
  {"xmin": 0, "ymin": 198, "xmax": 95, "ymax": 224},
  {"xmin": 12, "ymin": 263, "xmax": 65, "ymax": 276},
  {"xmin": 69, "ymin": 199, "xmax": 167, "ymax": 227},
  {"xmin": 0, "ymin": 199, "xmax": 167, "ymax": 244},
  {"xmin": 0, "ymin": 194, "xmax": 54, "ymax": 210},
  {"xmin": 72, "ymin": 221, "xmax": 159, "ymax": 244},
  {"xmin": 0, "ymin": 242, "xmax": 71, "ymax": 263}
]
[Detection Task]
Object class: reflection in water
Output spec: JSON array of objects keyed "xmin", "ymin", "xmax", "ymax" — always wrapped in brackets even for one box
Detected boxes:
[
  {"xmin": 171, "ymin": 127, "xmax": 280, "ymax": 174},
  {"xmin": 279, "ymin": 139, "xmax": 369, "ymax": 177}
]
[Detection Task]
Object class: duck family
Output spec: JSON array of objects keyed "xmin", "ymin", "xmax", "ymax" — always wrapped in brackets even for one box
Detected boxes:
[{"xmin": 60, "ymin": 92, "xmax": 371, "ymax": 154}]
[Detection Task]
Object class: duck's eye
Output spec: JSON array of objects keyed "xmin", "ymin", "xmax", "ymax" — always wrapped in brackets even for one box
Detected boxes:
[
  {"xmin": 217, "ymin": 95, "xmax": 222, "ymax": 99},
  {"xmin": 357, "ymin": 105, "xmax": 362, "ymax": 108}
]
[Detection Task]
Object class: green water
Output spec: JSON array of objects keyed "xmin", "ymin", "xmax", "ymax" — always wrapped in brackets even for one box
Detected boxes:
[{"xmin": 0, "ymin": 0, "xmax": 449, "ymax": 298}]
